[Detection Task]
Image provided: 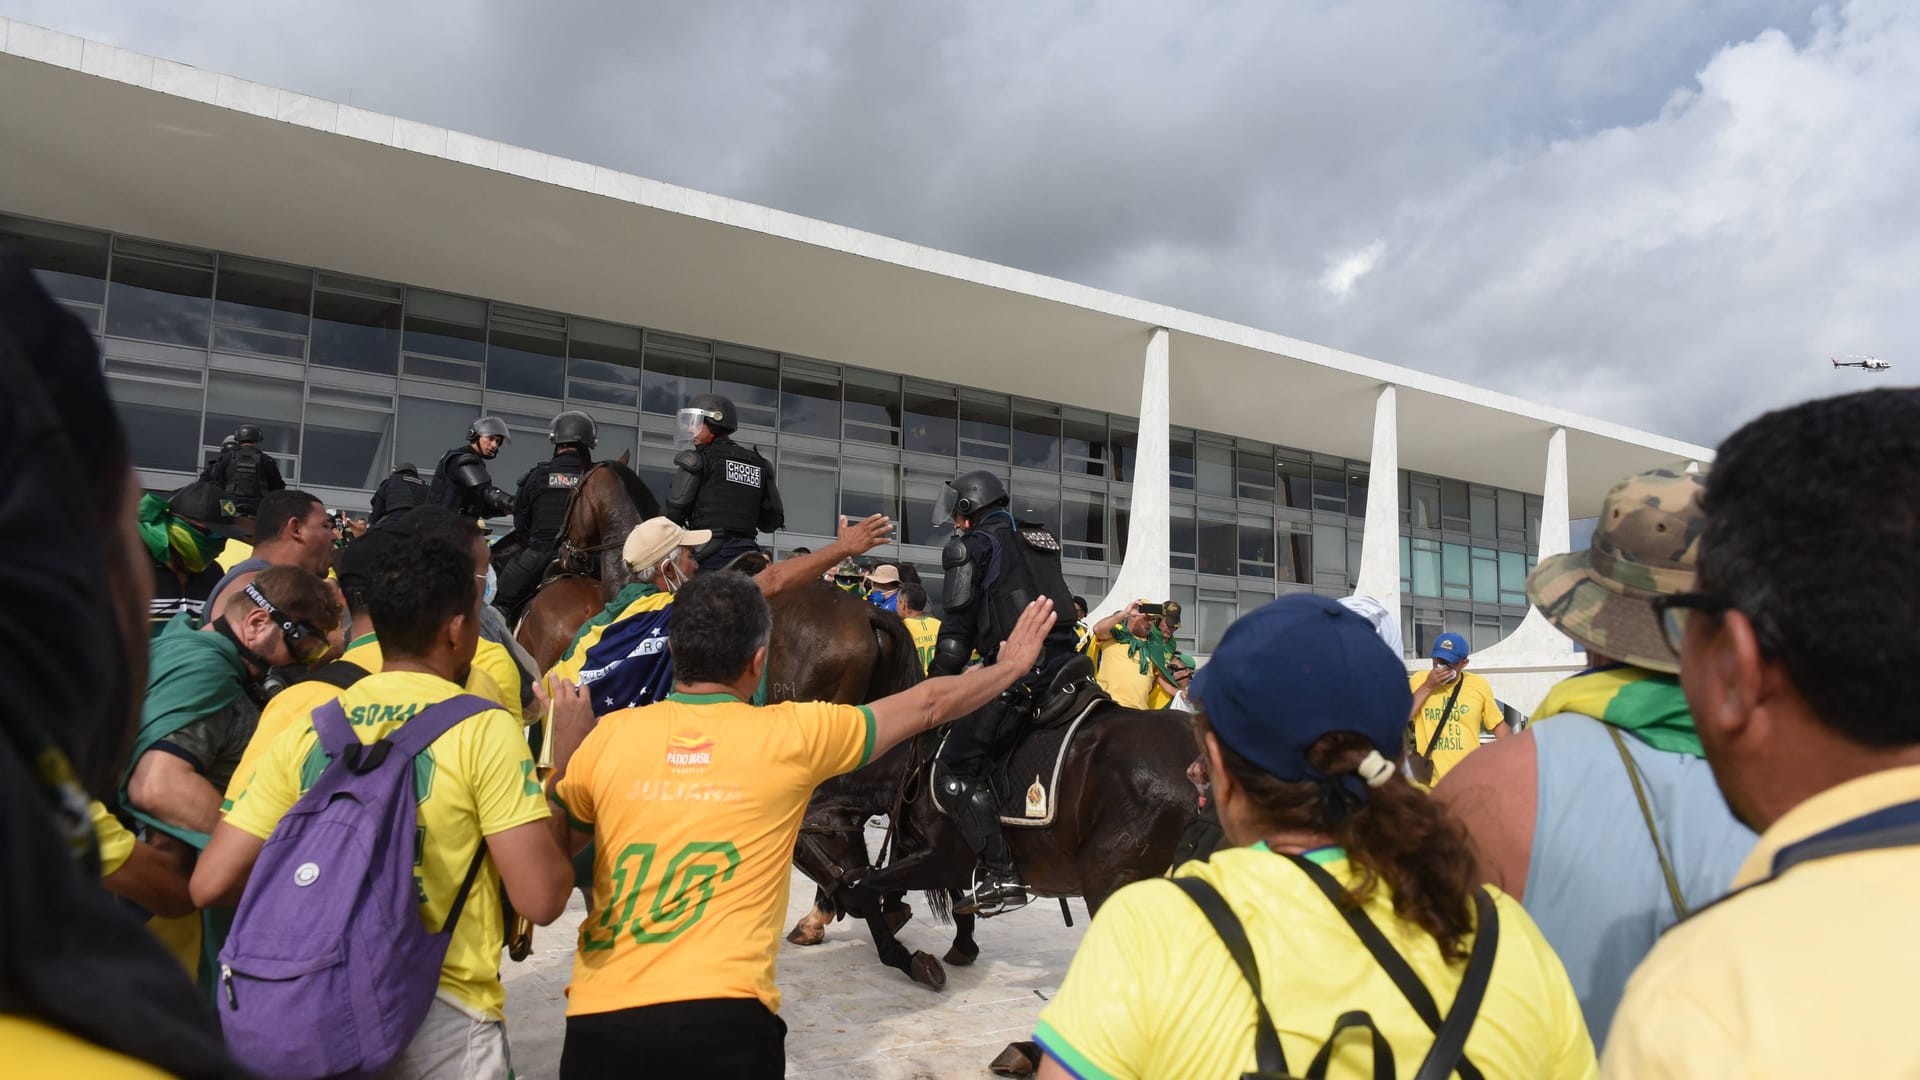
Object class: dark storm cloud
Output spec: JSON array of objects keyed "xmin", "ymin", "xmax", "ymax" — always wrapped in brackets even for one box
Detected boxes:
[{"xmin": 10, "ymin": 0, "xmax": 1915, "ymax": 446}]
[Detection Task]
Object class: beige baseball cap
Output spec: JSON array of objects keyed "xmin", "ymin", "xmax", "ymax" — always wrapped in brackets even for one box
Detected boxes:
[{"xmin": 622, "ymin": 517, "xmax": 712, "ymax": 571}]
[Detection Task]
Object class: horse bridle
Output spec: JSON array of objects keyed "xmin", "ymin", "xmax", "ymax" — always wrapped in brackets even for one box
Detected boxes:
[{"xmin": 554, "ymin": 461, "xmax": 624, "ymax": 573}]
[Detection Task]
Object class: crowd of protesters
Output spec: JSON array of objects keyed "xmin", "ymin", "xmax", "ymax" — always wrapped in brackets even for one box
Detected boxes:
[{"xmin": 8, "ymin": 242, "xmax": 1920, "ymax": 1080}]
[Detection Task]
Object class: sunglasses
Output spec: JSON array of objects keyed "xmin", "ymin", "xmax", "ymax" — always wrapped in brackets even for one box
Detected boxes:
[
  {"xmin": 1650, "ymin": 590, "xmax": 1733, "ymax": 656},
  {"xmin": 243, "ymin": 583, "xmax": 333, "ymax": 666}
]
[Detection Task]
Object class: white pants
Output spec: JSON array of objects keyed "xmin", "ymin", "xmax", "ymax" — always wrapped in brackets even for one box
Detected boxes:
[{"xmin": 377, "ymin": 994, "xmax": 512, "ymax": 1080}]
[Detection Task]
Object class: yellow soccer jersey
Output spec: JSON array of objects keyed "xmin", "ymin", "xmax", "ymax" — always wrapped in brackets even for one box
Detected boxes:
[
  {"xmin": 552, "ymin": 692, "xmax": 875, "ymax": 1017},
  {"xmin": 224, "ymin": 670, "xmax": 549, "ymax": 1019},
  {"xmin": 1407, "ymin": 670, "xmax": 1505, "ymax": 785},
  {"xmin": 90, "ymin": 799, "xmax": 137, "ymax": 877},
  {"xmin": 1037, "ymin": 845, "xmax": 1596, "ymax": 1080},
  {"xmin": 471, "ymin": 638, "xmax": 524, "ymax": 725},
  {"xmin": 902, "ymin": 615, "xmax": 941, "ymax": 672},
  {"xmin": 0, "ymin": 1016, "xmax": 172, "ymax": 1080}
]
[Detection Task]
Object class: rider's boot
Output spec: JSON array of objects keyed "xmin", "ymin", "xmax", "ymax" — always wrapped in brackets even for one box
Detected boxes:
[{"xmin": 945, "ymin": 778, "xmax": 1029, "ymax": 917}]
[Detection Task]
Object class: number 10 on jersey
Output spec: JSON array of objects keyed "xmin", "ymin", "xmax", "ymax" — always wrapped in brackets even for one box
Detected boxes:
[{"xmin": 581, "ymin": 841, "xmax": 742, "ymax": 948}]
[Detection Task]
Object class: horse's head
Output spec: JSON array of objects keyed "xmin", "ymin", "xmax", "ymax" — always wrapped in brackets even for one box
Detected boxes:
[{"xmin": 556, "ymin": 451, "xmax": 659, "ymax": 579}]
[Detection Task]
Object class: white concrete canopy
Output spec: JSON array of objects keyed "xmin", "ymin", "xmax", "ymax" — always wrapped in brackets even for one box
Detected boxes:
[{"xmin": 0, "ymin": 21, "xmax": 1713, "ymax": 516}]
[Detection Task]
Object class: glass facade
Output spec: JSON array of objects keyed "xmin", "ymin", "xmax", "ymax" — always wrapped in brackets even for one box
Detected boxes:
[{"xmin": 3, "ymin": 213, "xmax": 1542, "ymax": 655}]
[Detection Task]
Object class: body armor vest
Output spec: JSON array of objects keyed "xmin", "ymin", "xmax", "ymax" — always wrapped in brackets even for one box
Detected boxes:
[
  {"xmin": 431, "ymin": 447, "xmax": 491, "ymax": 518},
  {"xmin": 688, "ymin": 439, "xmax": 771, "ymax": 537},
  {"xmin": 224, "ymin": 445, "xmax": 264, "ymax": 502},
  {"xmin": 970, "ymin": 513, "xmax": 1079, "ymax": 655},
  {"xmin": 526, "ymin": 455, "xmax": 586, "ymax": 543}
]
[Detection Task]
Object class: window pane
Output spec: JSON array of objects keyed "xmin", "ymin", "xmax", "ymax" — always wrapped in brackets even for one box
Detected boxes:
[
  {"xmin": 958, "ymin": 393, "xmax": 1009, "ymax": 461},
  {"xmin": 1348, "ymin": 466, "xmax": 1369, "ymax": 519},
  {"xmin": 1410, "ymin": 478, "xmax": 1441, "ymax": 529},
  {"xmin": 1198, "ymin": 513, "xmax": 1235, "ymax": 576},
  {"xmin": 311, "ymin": 284, "xmax": 401, "ymax": 375},
  {"xmin": 1526, "ymin": 495, "xmax": 1543, "ymax": 550},
  {"xmin": 1470, "ymin": 489, "xmax": 1497, "ymax": 538},
  {"xmin": 1010, "ymin": 479, "xmax": 1057, "ymax": 533},
  {"xmin": 713, "ymin": 344, "xmax": 779, "ymax": 429},
  {"xmin": 1012, "ymin": 402, "xmax": 1061, "ymax": 471},
  {"xmin": 904, "ymin": 386, "xmax": 958, "ymax": 456},
  {"xmin": 1197, "ymin": 594, "xmax": 1235, "ymax": 654},
  {"xmin": 902, "ymin": 469, "xmax": 955, "ymax": 548},
  {"xmin": 108, "ymin": 375, "xmax": 202, "ymax": 471},
  {"xmin": 1169, "ymin": 429, "xmax": 1196, "ymax": 488},
  {"xmin": 1197, "ymin": 441, "xmax": 1232, "ymax": 497},
  {"xmin": 1060, "ymin": 488, "xmax": 1105, "ymax": 560},
  {"xmin": 1313, "ymin": 524, "xmax": 1348, "ymax": 588},
  {"xmin": 1062, "ymin": 410, "xmax": 1106, "ymax": 477},
  {"xmin": 1442, "ymin": 542, "xmax": 1471, "ymax": 599},
  {"xmin": 1498, "ymin": 488, "xmax": 1526, "ymax": 541},
  {"xmin": 1441, "ymin": 479, "xmax": 1470, "ymax": 531},
  {"xmin": 1313, "ymin": 460, "xmax": 1347, "ymax": 514},
  {"xmin": 780, "ymin": 366, "xmax": 840, "ymax": 437},
  {"xmin": 1276, "ymin": 453, "xmax": 1312, "ymax": 509},
  {"xmin": 1239, "ymin": 520, "xmax": 1275, "ymax": 578},
  {"xmin": 301, "ymin": 400, "xmax": 393, "ymax": 489},
  {"xmin": 565, "ymin": 319, "xmax": 642, "ymax": 405},
  {"xmin": 1111, "ymin": 494, "xmax": 1129, "ymax": 566},
  {"xmin": 1110, "ymin": 423, "xmax": 1138, "ymax": 483},
  {"xmin": 841, "ymin": 459, "xmax": 899, "ymax": 522},
  {"xmin": 590, "ymin": 420, "xmax": 638, "ymax": 471},
  {"xmin": 403, "ymin": 290, "xmax": 486, "ymax": 363},
  {"xmin": 213, "ymin": 257, "xmax": 311, "ymax": 336},
  {"xmin": 1278, "ymin": 525, "xmax": 1311, "ymax": 583},
  {"xmin": 1471, "ymin": 547, "xmax": 1499, "ymax": 604},
  {"xmin": 631, "ymin": 445, "xmax": 680, "ymax": 513},
  {"xmin": 107, "ymin": 249, "xmax": 213, "ymax": 347},
  {"xmin": 395, "ymin": 396, "xmax": 478, "ymax": 481},
  {"xmin": 1400, "ymin": 536, "xmax": 1412, "ymax": 593},
  {"xmin": 1412, "ymin": 609, "xmax": 1445, "ymax": 658},
  {"xmin": 488, "ymin": 309, "xmax": 566, "ymax": 399},
  {"xmin": 1411, "ymin": 539, "xmax": 1440, "ymax": 597},
  {"xmin": 204, "ymin": 372, "xmax": 300, "ymax": 480},
  {"xmin": 1499, "ymin": 550, "xmax": 1528, "ymax": 605},
  {"xmin": 845, "ymin": 370, "xmax": 901, "ymax": 446},
  {"xmin": 1171, "ymin": 505, "xmax": 1197, "ymax": 562},
  {"xmin": 1, "ymin": 215, "xmax": 108, "ymax": 304},
  {"xmin": 1473, "ymin": 615, "xmax": 1502, "ymax": 653},
  {"xmin": 642, "ymin": 343, "xmax": 710, "ymax": 417},
  {"xmin": 782, "ymin": 465, "xmax": 838, "ymax": 536},
  {"xmin": 1237, "ymin": 447, "xmax": 1275, "ymax": 501}
]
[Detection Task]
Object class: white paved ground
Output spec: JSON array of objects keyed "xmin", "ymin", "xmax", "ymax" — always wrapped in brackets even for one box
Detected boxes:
[{"xmin": 503, "ymin": 829, "xmax": 1090, "ymax": 1079}]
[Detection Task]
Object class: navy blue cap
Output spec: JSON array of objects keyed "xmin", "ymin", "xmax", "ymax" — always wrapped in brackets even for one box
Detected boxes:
[
  {"xmin": 1431, "ymin": 632, "xmax": 1470, "ymax": 665},
  {"xmin": 1189, "ymin": 594, "xmax": 1412, "ymax": 783}
]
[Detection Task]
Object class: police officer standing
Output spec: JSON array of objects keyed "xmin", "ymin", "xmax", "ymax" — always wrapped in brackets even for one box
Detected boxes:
[
  {"xmin": 492, "ymin": 411, "xmax": 595, "ymax": 620},
  {"xmin": 927, "ymin": 469, "xmax": 1080, "ymax": 916},
  {"xmin": 429, "ymin": 415, "xmax": 515, "ymax": 521},
  {"xmin": 369, "ymin": 462, "xmax": 432, "ymax": 525},
  {"xmin": 665, "ymin": 393, "xmax": 784, "ymax": 571},
  {"xmin": 205, "ymin": 423, "xmax": 286, "ymax": 517}
]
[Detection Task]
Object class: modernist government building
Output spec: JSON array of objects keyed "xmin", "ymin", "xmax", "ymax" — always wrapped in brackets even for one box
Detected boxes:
[{"xmin": 0, "ymin": 22, "xmax": 1709, "ymax": 699}]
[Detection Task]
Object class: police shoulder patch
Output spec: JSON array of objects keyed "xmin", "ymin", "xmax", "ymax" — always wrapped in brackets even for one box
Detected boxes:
[{"xmin": 724, "ymin": 460, "xmax": 763, "ymax": 487}]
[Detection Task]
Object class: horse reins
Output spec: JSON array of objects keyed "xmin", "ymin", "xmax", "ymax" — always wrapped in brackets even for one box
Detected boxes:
[{"xmin": 554, "ymin": 462, "xmax": 626, "ymax": 571}]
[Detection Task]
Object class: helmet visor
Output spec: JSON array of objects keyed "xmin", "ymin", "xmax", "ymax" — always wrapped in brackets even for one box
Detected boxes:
[
  {"xmin": 932, "ymin": 484, "xmax": 959, "ymax": 524},
  {"xmin": 674, "ymin": 408, "xmax": 709, "ymax": 450}
]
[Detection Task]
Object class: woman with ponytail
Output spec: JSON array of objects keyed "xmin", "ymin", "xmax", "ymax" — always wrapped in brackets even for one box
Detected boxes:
[{"xmin": 1033, "ymin": 594, "xmax": 1597, "ymax": 1079}]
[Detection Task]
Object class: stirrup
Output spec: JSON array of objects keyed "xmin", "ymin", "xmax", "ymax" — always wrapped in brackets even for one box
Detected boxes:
[{"xmin": 955, "ymin": 870, "xmax": 1030, "ymax": 918}]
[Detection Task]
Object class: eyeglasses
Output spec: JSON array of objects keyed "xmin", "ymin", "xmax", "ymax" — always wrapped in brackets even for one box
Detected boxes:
[
  {"xmin": 1650, "ymin": 591, "xmax": 1733, "ymax": 656},
  {"xmin": 243, "ymin": 583, "xmax": 333, "ymax": 666}
]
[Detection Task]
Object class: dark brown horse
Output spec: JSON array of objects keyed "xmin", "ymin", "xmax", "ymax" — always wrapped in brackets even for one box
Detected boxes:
[
  {"xmin": 787, "ymin": 699, "xmax": 1197, "ymax": 991},
  {"xmin": 506, "ymin": 454, "xmax": 660, "ymax": 670}
]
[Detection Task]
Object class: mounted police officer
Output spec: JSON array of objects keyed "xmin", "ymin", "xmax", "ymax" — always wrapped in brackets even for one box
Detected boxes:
[
  {"xmin": 665, "ymin": 393, "xmax": 785, "ymax": 571},
  {"xmin": 492, "ymin": 410, "xmax": 596, "ymax": 621},
  {"xmin": 429, "ymin": 415, "xmax": 515, "ymax": 521},
  {"xmin": 927, "ymin": 469, "xmax": 1080, "ymax": 916},
  {"xmin": 369, "ymin": 462, "xmax": 431, "ymax": 525},
  {"xmin": 206, "ymin": 423, "xmax": 286, "ymax": 517}
]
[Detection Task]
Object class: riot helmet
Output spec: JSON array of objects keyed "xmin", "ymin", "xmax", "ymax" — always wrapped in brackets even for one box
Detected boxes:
[
  {"xmin": 234, "ymin": 423, "xmax": 263, "ymax": 444},
  {"xmin": 549, "ymin": 410, "xmax": 598, "ymax": 450},
  {"xmin": 675, "ymin": 393, "xmax": 737, "ymax": 448},
  {"xmin": 467, "ymin": 415, "xmax": 511, "ymax": 457},
  {"xmin": 933, "ymin": 469, "xmax": 1009, "ymax": 524}
]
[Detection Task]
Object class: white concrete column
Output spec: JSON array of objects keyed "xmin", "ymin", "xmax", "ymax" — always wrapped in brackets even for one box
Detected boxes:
[
  {"xmin": 1092, "ymin": 328, "xmax": 1171, "ymax": 622},
  {"xmin": 1351, "ymin": 384, "xmax": 1402, "ymax": 616},
  {"xmin": 1536, "ymin": 426, "xmax": 1570, "ymax": 561}
]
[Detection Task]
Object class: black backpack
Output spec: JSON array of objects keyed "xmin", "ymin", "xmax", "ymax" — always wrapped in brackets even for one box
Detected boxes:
[{"xmin": 1173, "ymin": 855, "xmax": 1498, "ymax": 1080}]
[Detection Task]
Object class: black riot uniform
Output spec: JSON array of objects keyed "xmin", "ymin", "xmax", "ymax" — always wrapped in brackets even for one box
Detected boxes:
[
  {"xmin": 927, "ymin": 470, "xmax": 1079, "ymax": 916},
  {"xmin": 429, "ymin": 416, "xmax": 515, "ymax": 521},
  {"xmin": 206, "ymin": 425, "xmax": 286, "ymax": 517},
  {"xmin": 369, "ymin": 463, "xmax": 432, "ymax": 525},
  {"xmin": 492, "ymin": 412, "xmax": 595, "ymax": 621},
  {"xmin": 665, "ymin": 394, "xmax": 784, "ymax": 572}
]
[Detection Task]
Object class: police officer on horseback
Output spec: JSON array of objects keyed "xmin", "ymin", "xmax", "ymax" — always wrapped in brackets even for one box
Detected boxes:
[
  {"xmin": 493, "ymin": 410, "xmax": 596, "ymax": 621},
  {"xmin": 430, "ymin": 415, "xmax": 516, "ymax": 521},
  {"xmin": 369, "ymin": 462, "xmax": 431, "ymax": 525},
  {"xmin": 928, "ymin": 469, "xmax": 1081, "ymax": 916},
  {"xmin": 665, "ymin": 393, "xmax": 785, "ymax": 571},
  {"xmin": 205, "ymin": 423, "xmax": 286, "ymax": 516}
]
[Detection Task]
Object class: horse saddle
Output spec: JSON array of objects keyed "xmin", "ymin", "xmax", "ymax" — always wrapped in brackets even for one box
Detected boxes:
[
  {"xmin": 930, "ymin": 683, "xmax": 1106, "ymax": 830},
  {"xmin": 1031, "ymin": 653, "xmax": 1103, "ymax": 729}
]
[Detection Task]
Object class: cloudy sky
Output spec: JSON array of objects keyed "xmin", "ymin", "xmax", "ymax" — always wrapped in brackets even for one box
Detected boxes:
[{"xmin": 10, "ymin": 0, "xmax": 1916, "ymax": 446}]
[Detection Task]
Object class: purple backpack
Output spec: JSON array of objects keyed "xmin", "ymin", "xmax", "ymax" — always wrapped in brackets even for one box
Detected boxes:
[{"xmin": 217, "ymin": 695, "xmax": 494, "ymax": 1079}]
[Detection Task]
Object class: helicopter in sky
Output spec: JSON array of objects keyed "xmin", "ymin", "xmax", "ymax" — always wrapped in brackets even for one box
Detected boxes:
[{"xmin": 1832, "ymin": 355, "xmax": 1892, "ymax": 372}]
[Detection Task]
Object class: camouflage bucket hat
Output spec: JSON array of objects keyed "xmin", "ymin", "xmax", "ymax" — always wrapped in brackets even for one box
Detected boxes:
[{"xmin": 1526, "ymin": 468, "xmax": 1707, "ymax": 674}]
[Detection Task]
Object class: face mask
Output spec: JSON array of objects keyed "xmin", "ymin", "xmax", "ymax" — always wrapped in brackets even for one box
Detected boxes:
[
  {"xmin": 659, "ymin": 557, "xmax": 690, "ymax": 594},
  {"xmin": 483, "ymin": 565, "xmax": 498, "ymax": 605},
  {"xmin": 167, "ymin": 518, "xmax": 226, "ymax": 574}
]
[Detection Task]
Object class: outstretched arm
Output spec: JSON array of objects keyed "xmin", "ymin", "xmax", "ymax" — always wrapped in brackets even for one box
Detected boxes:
[
  {"xmin": 756, "ymin": 514, "xmax": 894, "ymax": 598},
  {"xmin": 1091, "ymin": 601, "xmax": 1139, "ymax": 643},
  {"xmin": 867, "ymin": 598, "xmax": 1054, "ymax": 760}
]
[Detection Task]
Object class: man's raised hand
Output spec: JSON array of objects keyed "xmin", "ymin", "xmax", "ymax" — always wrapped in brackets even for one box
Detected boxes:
[
  {"xmin": 837, "ymin": 513, "xmax": 896, "ymax": 554},
  {"xmin": 998, "ymin": 597, "xmax": 1056, "ymax": 675}
]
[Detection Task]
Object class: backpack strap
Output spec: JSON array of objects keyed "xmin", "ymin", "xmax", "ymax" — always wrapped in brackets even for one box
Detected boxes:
[
  {"xmin": 1421, "ymin": 679, "xmax": 1467, "ymax": 759},
  {"xmin": 1413, "ymin": 889, "xmax": 1499, "ymax": 1080},
  {"xmin": 1303, "ymin": 1011, "xmax": 1396, "ymax": 1080},
  {"xmin": 303, "ymin": 660, "xmax": 371, "ymax": 693},
  {"xmin": 309, "ymin": 699, "xmax": 359, "ymax": 762},
  {"xmin": 381, "ymin": 694, "xmax": 498, "ymax": 760},
  {"xmin": 1607, "ymin": 725, "xmax": 1689, "ymax": 919},
  {"xmin": 1170, "ymin": 877, "xmax": 1289, "ymax": 1077},
  {"xmin": 1287, "ymin": 855, "xmax": 1486, "ymax": 1080}
]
